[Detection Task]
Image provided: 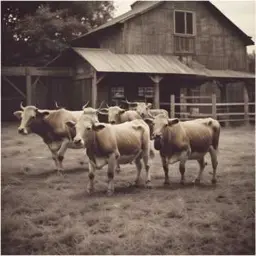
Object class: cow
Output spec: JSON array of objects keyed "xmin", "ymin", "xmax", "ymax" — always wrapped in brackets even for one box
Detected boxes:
[
  {"xmin": 99, "ymin": 106, "xmax": 142, "ymax": 124},
  {"xmin": 123, "ymin": 100, "xmax": 169, "ymax": 118},
  {"xmin": 66, "ymin": 108, "xmax": 152, "ymax": 195},
  {"xmin": 13, "ymin": 102, "xmax": 90, "ymax": 173},
  {"xmin": 144, "ymin": 115, "xmax": 220, "ymax": 185}
]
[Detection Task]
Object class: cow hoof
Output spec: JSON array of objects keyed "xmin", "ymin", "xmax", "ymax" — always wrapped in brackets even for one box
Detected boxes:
[
  {"xmin": 56, "ymin": 169, "xmax": 64, "ymax": 176},
  {"xmin": 194, "ymin": 178, "xmax": 200, "ymax": 184},
  {"xmin": 107, "ymin": 190, "xmax": 114, "ymax": 196},
  {"xmin": 180, "ymin": 180, "xmax": 185, "ymax": 185},
  {"xmin": 163, "ymin": 180, "xmax": 170, "ymax": 186},
  {"xmin": 211, "ymin": 179, "xmax": 217, "ymax": 185},
  {"xmin": 87, "ymin": 187, "xmax": 94, "ymax": 195},
  {"xmin": 145, "ymin": 181, "xmax": 152, "ymax": 189}
]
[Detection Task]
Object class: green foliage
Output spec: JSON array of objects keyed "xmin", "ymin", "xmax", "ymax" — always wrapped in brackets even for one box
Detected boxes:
[{"xmin": 1, "ymin": 1, "xmax": 115, "ymax": 66}]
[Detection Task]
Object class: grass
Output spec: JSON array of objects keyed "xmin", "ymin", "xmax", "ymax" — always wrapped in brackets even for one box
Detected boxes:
[{"xmin": 1, "ymin": 123, "xmax": 255, "ymax": 254}]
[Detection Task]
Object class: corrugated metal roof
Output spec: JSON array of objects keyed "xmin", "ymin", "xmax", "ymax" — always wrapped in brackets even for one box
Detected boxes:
[
  {"xmin": 72, "ymin": 47, "xmax": 255, "ymax": 79},
  {"xmin": 73, "ymin": 47, "xmax": 197, "ymax": 75}
]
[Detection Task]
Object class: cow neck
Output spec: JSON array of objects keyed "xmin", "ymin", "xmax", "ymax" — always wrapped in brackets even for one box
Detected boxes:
[
  {"xmin": 160, "ymin": 126, "xmax": 174, "ymax": 153},
  {"xmin": 30, "ymin": 118, "xmax": 61, "ymax": 143}
]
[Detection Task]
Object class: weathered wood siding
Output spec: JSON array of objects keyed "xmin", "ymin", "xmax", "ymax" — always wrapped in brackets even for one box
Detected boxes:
[{"xmin": 97, "ymin": 1, "xmax": 247, "ymax": 71}]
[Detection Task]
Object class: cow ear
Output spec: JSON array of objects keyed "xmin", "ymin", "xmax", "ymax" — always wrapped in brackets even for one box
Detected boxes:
[
  {"xmin": 13, "ymin": 111, "xmax": 22, "ymax": 120},
  {"xmin": 119, "ymin": 109, "xmax": 126, "ymax": 114},
  {"xmin": 36, "ymin": 109, "xmax": 50, "ymax": 117},
  {"xmin": 66, "ymin": 120, "xmax": 76, "ymax": 128},
  {"xmin": 93, "ymin": 123, "xmax": 106, "ymax": 131},
  {"xmin": 147, "ymin": 103, "xmax": 152, "ymax": 109},
  {"xmin": 144, "ymin": 118, "xmax": 154, "ymax": 125},
  {"xmin": 168, "ymin": 118, "xmax": 179, "ymax": 126}
]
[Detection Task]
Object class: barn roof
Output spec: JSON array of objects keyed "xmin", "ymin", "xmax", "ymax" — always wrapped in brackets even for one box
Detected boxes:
[
  {"xmin": 72, "ymin": 1, "xmax": 254, "ymax": 46},
  {"xmin": 72, "ymin": 47, "xmax": 254, "ymax": 79},
  {"xmin": 73, "ymin": 47, "xmax": 196, "ymax": 75}
]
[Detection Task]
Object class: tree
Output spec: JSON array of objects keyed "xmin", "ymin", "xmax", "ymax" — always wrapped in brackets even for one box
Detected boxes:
[{"xmin": 1, "ymin": 1, "xmax": 115, "ymax": 66}]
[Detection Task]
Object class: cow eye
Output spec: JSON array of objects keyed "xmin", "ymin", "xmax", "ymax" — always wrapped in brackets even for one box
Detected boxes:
[{"xmin": 86, "ymin": 127, "xmax": 91, "ymax": 131}]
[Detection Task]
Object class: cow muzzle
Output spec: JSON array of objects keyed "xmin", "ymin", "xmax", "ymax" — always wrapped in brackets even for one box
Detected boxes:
[
  {"xmin": 153, "ymin": 135, "xmax": 162, "ymax": 150},
  {"xmin": 73, "ymin": 137, "xmax": 83, "ymax": 146},
  {"xmin": 18, "ymin": 127, "xmax": 28, "ymax": 135}
]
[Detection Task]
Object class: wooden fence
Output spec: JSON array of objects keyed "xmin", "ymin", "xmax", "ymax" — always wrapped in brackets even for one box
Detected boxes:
[{"xmin": 168, "ymin": 93, "xmax": 255, "ymax": 126}]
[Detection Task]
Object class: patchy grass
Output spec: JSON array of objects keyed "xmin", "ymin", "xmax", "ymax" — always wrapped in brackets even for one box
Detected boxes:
[{"xmin": 1, "ymin": 123, "xmax": 255, "ymax": 254}]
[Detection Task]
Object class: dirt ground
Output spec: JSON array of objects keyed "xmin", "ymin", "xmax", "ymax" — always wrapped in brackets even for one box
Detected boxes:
[{"xmin": 1, "ymin": 122, "xmax": 255, "ymax": 255}]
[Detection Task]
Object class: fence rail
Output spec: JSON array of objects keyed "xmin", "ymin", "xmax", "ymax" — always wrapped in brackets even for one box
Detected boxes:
[{"xmin": 168, "ymin": 93, "xmax": 255, "ymax": 125}]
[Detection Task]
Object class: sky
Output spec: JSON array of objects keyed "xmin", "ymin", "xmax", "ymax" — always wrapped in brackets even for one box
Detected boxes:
[{"xmin": 113, "ymin": 0, "xmax": 255, "ymax": 53}]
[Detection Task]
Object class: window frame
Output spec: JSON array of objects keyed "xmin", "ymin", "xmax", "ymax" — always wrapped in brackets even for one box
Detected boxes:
[
  {"xmin": 174, "ymin": 10, "xmax": 196, "ymax": 36},
  {"xmin": 138, "ymin": 87, "xmax": 154, "ymax": 98},
  {"xmin": 111, "ymin": 86, "xmax": 124, "ymax": 99}
]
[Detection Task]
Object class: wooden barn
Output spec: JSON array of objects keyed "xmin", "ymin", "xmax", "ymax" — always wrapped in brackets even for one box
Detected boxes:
[{"xmin": 2, "ymin": 0, "xmax": 255, "ymax": 121}]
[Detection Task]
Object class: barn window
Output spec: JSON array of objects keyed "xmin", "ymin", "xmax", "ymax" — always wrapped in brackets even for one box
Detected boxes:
[
  {"xmin": 174, "ymin": 11, "xmax": 195, "ymax": 35},
  {"xmin": 138, "ymin": 87, "xmax": 153, "ymax": 98},
  {"xmin": 111, "ymin": 87, "xmax": 124, "ymax": 98}
]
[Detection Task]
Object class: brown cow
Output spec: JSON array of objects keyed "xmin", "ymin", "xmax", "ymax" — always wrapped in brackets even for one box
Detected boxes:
[
  {"xmin": 145, "ymin": 115, "xmax": 220, "ymax": 185},
  {"xmin": 99, "ymin": 106, "xmax": 142, "ymax": 124},
  {"xmin": 123, "ymin": 100, "xmax": 169, "ymax": 118},
  {"xmin": 66, "ymin": 108, "xmax": 152, "ymax": 195},
  {"xmin": 13, "ymin": 102, "xmax": 87, "ymax": 172}
]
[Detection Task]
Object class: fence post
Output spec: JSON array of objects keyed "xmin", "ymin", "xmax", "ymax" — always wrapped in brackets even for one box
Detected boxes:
[
  {"xmin": 243, "ymin": 85, "xmax": 250, "ymax": 126},
  {"xmin": 212, "ymin": 94, "xmax": 217, "ymax": 119},
  {"xmin": 170, "ymin": 94, "xmax": 175, "ymax": 118},
  {"xmin": 180, "ymin": 93, "xmax": 186, "ymax": 119}
]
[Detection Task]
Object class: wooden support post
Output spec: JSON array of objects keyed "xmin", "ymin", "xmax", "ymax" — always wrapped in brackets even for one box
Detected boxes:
[
  {"xmin": 26, "ymin": 68, "xmax": 32, "ymax": 105},
  {"xmin": 148, "ymin": 75, "xmax": 163, "ymax": 109},
  {"xmin": 170, "ymin": 94, "xmax": 175, "ymax": 118},
  {"xmin": 92, "ymin": 71, "xmax": 97, "ymax": 108},
  {"xmin": 212, "ymin": 93, "xmax": 217, "ymax": 119},
  {"xmin": 243, "ymin": 84, "xmax": 250, "ymax": 126}
]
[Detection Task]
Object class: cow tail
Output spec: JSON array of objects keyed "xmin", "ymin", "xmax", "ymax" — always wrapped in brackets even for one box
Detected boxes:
[{"xmin": 212, "ymin": 125, "xmax": 220, "ymax": 151}]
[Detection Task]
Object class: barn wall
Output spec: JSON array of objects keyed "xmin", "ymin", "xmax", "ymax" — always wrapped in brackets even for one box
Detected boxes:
[
  {"xmin": 119, "ymin": 1, "xmax": 247, "ymax": 71},
  {"xmin": 99, "ymin": 27, "xmax": 124, "ymax": 53}
]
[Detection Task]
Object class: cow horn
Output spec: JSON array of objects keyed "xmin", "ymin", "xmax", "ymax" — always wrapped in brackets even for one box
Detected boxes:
[
  {"xmin": 55, "ymin": 101, "xmax": 60, "ymax": 109},
  {"xmin": 106, "ymin": 103, "xmax": 110, "ymax": 108},
  {"xmin": 20, "ymin": 101, "xmax": 25, "ymax": 110},
  {"xmin": 97, "ymin": 101, "xmax": 104, "ymax": 110},
  {"xmin": 82, "ymin": 101, "xmax": 89, "ymax": 109}
]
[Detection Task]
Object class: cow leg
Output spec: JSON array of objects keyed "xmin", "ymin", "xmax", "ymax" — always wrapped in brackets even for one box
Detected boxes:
[
  {"xmin": 57, "ymin": 138, "xmax": 70, "ymax": 170},
  {"xmin": 134, "ymin": 158, "xmax": 142, "ymax": 186},
  {"xmin": 161, "ymin": 157, "xmax": 170, "ymax": 185},
  {"xmin": 142, "ymin": 153, "xmax": 151, "ymax": 188},
  {"xmin": 209, "ymin": 146, "xmax": 218, "ymax": 184},
  {"xmin": 87, "ymin": 161, "xmax": 96, "ymax": 195},
  {"xmin": 179, "ymin": 162, "xmax": 186, "ymax": 185},
  {"xmin": 194, "ymin": 158, "xmax": 206, "ymax": 184},
  {"xmin": 107, "ymin": 153, "xmax": 117, "ymax": 196},
  {"xmin": 179, "ymin": 151, "xmax": 189, "ymax": 184},
  {"xmin": 116, "ymin": 164, "xmax": 121, "ymax": 173},
  {"xmin": 48, "ymin": 143, "xmax": 63, "ymax": 173}
]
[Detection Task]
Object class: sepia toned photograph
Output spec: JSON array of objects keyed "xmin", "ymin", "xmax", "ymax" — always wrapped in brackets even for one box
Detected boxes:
[{"xmin": 1, "ymin": 0, "xmax": 255, "ymax": 254}]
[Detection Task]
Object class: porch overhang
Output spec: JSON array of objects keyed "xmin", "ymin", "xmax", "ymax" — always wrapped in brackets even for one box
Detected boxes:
[{"xmin": 72, "ymin": 47, "xmax": 255, "ymax": 80}]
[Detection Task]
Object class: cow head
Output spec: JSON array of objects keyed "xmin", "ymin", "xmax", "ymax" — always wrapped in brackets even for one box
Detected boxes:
[
  {"xmin": 123, "ymin": 100, "xmax": 153, "ymax": 118},
  {"xmin": 66, "ymin": 107, "xmax": 101, "ymax": 146},
  {"xmin": 145, "ymin": 115, "xmax": 179, "ymax": 150},
  {"xmin": 13, "ymin": 102, "xmax": 50, "ymax": 135},
  {"xmin": 136, "ymin": 102, "xmax": 153, "ymax": 118},
  {"xmin": 98, "ymin": 106, "xmax": 126, "ymax": 124}
]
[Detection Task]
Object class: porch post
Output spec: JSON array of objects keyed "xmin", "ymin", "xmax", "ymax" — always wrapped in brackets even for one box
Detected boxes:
[
  {"xmin": 26, "ymin": 67, "xmax": 32, "ymax": 105},
  {"xmin": 149, "ymin": 75, "xmax": 163, "ymax": 109},
  {"xmin": 243, "ymin": 82, "xmax": 250, "ymax": 126},
  {"xmin": 92, "ymin": 70, "xmax": 98, "ymax": 108}
]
